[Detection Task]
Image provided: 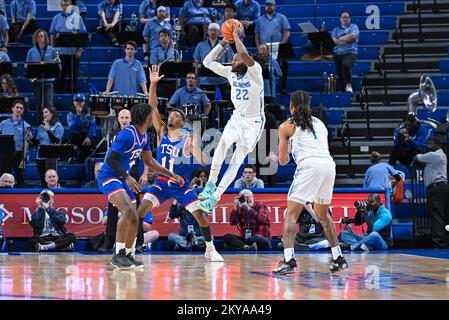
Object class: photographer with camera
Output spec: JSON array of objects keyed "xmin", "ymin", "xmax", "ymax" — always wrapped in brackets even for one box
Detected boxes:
[
  {"xmin": 190, "ymin": 169, "xmax": 209, "ymax": 189},
  {"xmin": 223, "ymin": 189, "xmax": 271, "ymax": 251},
  {"xmin": 167, "ymin": 199, "xmax": 206, "ymax": 251},
  {"xmin": 29, "ymin": 190, "xmax": 76, "ymax": 252},
  {"xmin": 339, "ymin": 193, "xmax": 392, "ymax": 251}
]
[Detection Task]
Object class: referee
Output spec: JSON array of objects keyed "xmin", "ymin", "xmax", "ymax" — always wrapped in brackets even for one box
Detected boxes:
[{"xmin": 414, "ymin": 136, "xmax": 449, "ymax": 249}]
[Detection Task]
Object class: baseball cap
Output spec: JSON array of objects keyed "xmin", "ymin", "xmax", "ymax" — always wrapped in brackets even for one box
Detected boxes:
[
  {"xmin": 73, "ymin": 93, "xmax": 85, "ymax": 101},
  {"xmin": 208, "ymin": 23, "xmax": 220, "ymax": 31},
  {"xmin": 265, "ymin": 0, "xmax": 276, "ymax": 4},
  {"xmin": 157, "ymin": 6, "xmax": 166, "ymax": 12}
]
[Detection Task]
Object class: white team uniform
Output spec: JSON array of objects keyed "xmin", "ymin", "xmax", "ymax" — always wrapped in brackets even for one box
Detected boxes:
[
  {"xmin": 288, "ymin": 116, "xmax": 336, "ymax": 205},
  {"xmin": 203, "ymin": 44, "xmax": 265, "ymax": 151}
]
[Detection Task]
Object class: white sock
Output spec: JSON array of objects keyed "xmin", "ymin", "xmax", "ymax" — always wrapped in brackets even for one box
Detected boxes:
[
  {"xmin": 131, "ymin": 238, "xmax": 137, "ymax": 256},
  {"xmin": 283, "ymin": 248, "xmax": 295, "ymax": 261},
  {"xmin": 115, "ymin": 242, "xmax": 126, "ymax": 254},
  {"xmin": 331, "ymin": 246, "xmax": 342, "ymax": 260},
  {"xmin": 206, "ymin": 241, "xmax": 215, "ymax": 251}
]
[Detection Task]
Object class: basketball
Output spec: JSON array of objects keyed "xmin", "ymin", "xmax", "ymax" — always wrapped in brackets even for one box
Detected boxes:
[{"xmin": 221, "ymin": 18, "xmax": 242, "ymax": 42}]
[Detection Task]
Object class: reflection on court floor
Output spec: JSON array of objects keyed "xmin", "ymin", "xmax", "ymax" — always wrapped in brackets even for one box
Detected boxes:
[{"xmin": 0, "ymin": 251, "xmax": 448, "ymax": 300}]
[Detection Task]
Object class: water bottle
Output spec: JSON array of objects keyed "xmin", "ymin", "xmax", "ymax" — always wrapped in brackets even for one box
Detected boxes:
[{"xmin": 131, "ymin": 13, "xmax": 137, "ymax": 31}]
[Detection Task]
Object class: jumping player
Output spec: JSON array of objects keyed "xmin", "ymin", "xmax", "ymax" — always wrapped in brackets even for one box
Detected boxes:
[
  {"xmin": 97, "ymin": 103, "xmax": 184, "ymax": 269},
  {"xmin": 198, "ymin": 24, "xmax": 265, "ymax": 212},
  {"xmin": 135, "ymin": 65, "xmax": 224, "ymax": 262},
  {"xmin": 273, "ymin": 90, "xmax": 348, "ymax": 274}
]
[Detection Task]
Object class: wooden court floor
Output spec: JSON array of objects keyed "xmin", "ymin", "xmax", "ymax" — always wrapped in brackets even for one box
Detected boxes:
[{"xmin": 0, "ymin": 251, "xmax": 448, "ymax": 300}]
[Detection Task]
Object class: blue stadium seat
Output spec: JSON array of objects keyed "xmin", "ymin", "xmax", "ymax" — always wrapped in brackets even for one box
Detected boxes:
[{"xmin": 289, "ymin": 60, "xmax": 370, "ymax": 76}]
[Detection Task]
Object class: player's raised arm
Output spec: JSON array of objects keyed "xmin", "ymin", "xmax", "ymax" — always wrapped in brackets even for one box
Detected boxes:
[
  {"xmin": 232, "ymin": 24, "xmax": 254, "ymax": 67},
  {"xmin": 203, "ymin": 39, "xmax": 232, "ymax": 79},
  {"xmin": 141, "ymin": 150, "xmax": 185, "ymax": 187},
  {"xmin": 278, "ymin": 120, "xmax": 295, "ymax": 166},
  {"xmin": 148, "ymin": 64, "xmax": 167, "ymax": 135}
]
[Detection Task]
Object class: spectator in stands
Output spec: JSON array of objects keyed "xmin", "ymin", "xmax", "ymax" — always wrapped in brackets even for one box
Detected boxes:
[
  {"xmin": 339, "ymin": 193, "xmax": 392, "ymax": 251},
  {"xmin": 30, "ymin": 106, "xmax": 64, "ymax": 187},
  {"xmin": 83, "ymin": 162, "xmax": 103, "ymax": 188},
  {"xmin": 179, "ymin": 0, "xmax": 217, "ymax": 47},
  {"xmin": 149, "ymin": 28, "xmax": 180, "ymax": 65},
  {"xmin": 26, "ymin": 29, "xmax": 61, "ymax": 119},
  {"xmin": 97, "ymin": 0, "xmax": 125, "ymax": 46},
  {"xmin": 167, "ymin": 199, "xmax": 206, "ymax": 251},
  {"xmin": 0, "ymin": 48, "xmax": 9, "ymax": 62},
  {"xmin": 105, "ymin": 40, "xmax": 148, "ymax": 96},
  {"xmin": 278, "ymin": 203, "xmax": 332, "ymax": 251},
  {"xmin": 67, "ymin": 93, "xmax": 97, "ymax": 163},
  {"xmin": 389, "ymin": 114, "xmax": 432, "ymax": 166},
  {"xmin": 9, "ymin": 0, "xmax": 37, "ymax": 43},
  {"xmin": 50, "ymin": 0, "xmax": 86, "ymax": 94},
  {"xmin": 143, "ymin": 6, "xmax": 172, "ymax": 62},
  {"xmin": 414, "ymin": 137, "xmax": 449, "ymax": 249},
  {"xmin": 167, "ymin": 71, "xmax": 211, "ymax": 117},
  {"xmin": 234, "ymin": 164, "xmax": 264, "ymax": 188},
  {"xmin": 0, "ymin": 13, "xmax": 9, "ymax": 49},
  {"xmin": 30, "ymin": 189, "xmax": 76, "ymax": 252},
  {"xmin": 254, "ymin": 43, "xmax": 282, "ymax": 104},
  {"xmin": 0, "ymin": 173, "xmax": 15, "ymax": 188},
  {"xmin": 331, "ymin": 11, "xmax": 359, "ymax": 94},
  {"xmin": 364, "ymin": 151, "xmax": 403, "ymax": 191},
  {"xmin": 190, "ymin": 168, "xmax": 209, "ymax": 189},
  {"xmin": 44, "ymin": 169, "xmax": 62, "ymax": 189},
  {"xmin": 223, "ymin": 189, "xmax": 271, "ymax": 251},
  {"xmin": 218, "ymin": 3, "xmax": 236, "ymax": 27},
  {"xmin": 139, "ymin": 0, "xmax": 170, "ymax": 26},
  {"xmin": 193, "ymin": 22, "xmax": 233, "ymax": 93},
  {"xmin": 234, "ymin": 0, "xmax": 260, "ymax": 45},
  {"xmin": 0, "ymin": 100, "xmax": 32, "ymax": 186},
  {"xmin": 0, "ymin": 74, "xmax": 18, "ymax": 96},
  {"xmin": 255, "ymin": 0, "xmax": 290, "ymax": 93}
]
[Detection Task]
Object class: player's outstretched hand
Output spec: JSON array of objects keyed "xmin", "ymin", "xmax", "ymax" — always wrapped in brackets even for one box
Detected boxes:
[
  {"xmin": 232, "ymin": 24, "xmax": 244, "ymax": 40},
  {"xmin": 172, "ymin": 174, "xmax": 185, "ymax": 187},
  {"xmin": 126, "ymin": 175, "xmax": 142, "ymax": 194},
  {"xmin": 149, "ymin": 64, "xmax": 165, "ymax": 84}
]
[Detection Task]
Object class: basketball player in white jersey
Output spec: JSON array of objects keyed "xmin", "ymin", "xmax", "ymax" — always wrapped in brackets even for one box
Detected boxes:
[
  {"xmin": 198, "ymin": 24, "xmax": 265, "ymax": 212},
  {"xmin": 273, "ymin": 90, "xmax": 348, "ymax": 274}
]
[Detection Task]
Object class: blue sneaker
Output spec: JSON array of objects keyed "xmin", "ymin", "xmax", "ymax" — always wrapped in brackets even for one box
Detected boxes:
[
  {"xmin": 198, "ymin": 181, "xmax": 216, "ymax": 200},
  {"xmin": 198, "ymin": 196, "xmax": 218, "ymax": 213}
]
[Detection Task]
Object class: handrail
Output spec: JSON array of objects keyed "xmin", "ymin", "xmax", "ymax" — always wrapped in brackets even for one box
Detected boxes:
[
  {"xmin": 341, "ymin": 122, "xmax": 355, "ymax": 178},
  {"xmin": 359, "ymin": 77, "xmax": 372, "ymax": 140}
]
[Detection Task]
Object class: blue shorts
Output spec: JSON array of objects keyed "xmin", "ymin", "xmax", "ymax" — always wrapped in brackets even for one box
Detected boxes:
[
  {"xmin": 97, "ymin": 176, "xmax": 137, "ymax": 203},
  {"xmin": 143, "ymin": 179, "xmax": 200, "ymax": 213}
]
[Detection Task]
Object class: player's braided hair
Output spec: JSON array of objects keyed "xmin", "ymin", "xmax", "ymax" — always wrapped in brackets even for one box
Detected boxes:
[
  {"xmin": 131, "ymin": 103, "xmax": 151, "ymax": 127},
  {"xmin": 289, "ymin": 90, "xmax": 315, "ymax": 134}
]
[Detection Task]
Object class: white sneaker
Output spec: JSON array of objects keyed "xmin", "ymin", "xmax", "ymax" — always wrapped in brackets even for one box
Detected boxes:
[
  {"xmin": 205, "ymin": 249, "xmax": 224, "ymax": 262},
  {"xmin": 360, "ymin": 244, "xmax": 370, "ymax": 251},
  {"xmin": 345, "ymin": 84, "xmax": 353, "ymax": 94},
  {"xmin": 445, "ymin": 225, "xmax": 449, "ymax": 232}
]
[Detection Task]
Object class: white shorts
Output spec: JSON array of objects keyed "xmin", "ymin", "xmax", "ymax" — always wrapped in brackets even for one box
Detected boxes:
[
  {"xmin": 221, "ymin": 112, "xmax": 265, "ymax": 151},
  {"xmin": 287, "ymin": 157, "xmax": 336, "ymax": 205}
]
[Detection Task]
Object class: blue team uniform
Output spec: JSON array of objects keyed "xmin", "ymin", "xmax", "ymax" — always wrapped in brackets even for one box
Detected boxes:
[
  {"xmin": 98, "ymin": 125, "xmax": 151, "ymax": 202},
  {"xmin": 144, "ymin": 129, "xmax": 200, "ymax": 212}
]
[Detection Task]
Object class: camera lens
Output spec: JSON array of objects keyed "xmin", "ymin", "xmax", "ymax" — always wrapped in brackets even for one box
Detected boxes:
[{"xmin": 238, "ymin": 195, "xmax": 246, "ymax": 203}]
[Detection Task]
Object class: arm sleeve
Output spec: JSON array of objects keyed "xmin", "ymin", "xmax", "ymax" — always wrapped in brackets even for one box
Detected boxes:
[
  {"xmin": 143, "ymin": 22, "xmax": 150, "ymax": 39},
  {"xmin": 30, "ymin": 1, "xmax": 36, "ymax": 15},
  {"xmin": 234, "ymin": 179, "xmax": 243, "ymax": 188},
  {"xmin": 251, "ymin": 204, "xmax": 270, "ymax": 225},
  {"xmin": 415, "ymin": 152, "xmax": 435, "ymax": 164},
  {"xmin": 386, "ymin": 164, "xmax": 400, "ymax": 177},
  {"xmin": 149, "ymin": 49, "xmax": 157, "ymax": 65},
  {"xmin": 107, "ymin": 61, "xmax": 116, "ymax": 80},
  {"xmin": 256, "ymin": 179, "xmax": 264, "ymax": 188},
  {"xmin": 98, "ymin": 2, "xmax": 104, "ymax": 15},
  {"xmin": 372, "ymin": 209, "xmax": 392, "ymax": 233},
  {"xmin": 79, "ymin": 16, "xmax": 86, "ymax": 32},
  {"xmin": 253, "ymin": 2, "xmax": 260, "ymax": 23},
  {"xmin": 350, "ymin": 24, "xmax": 360, "ymax": 37},
  {"xmin": 26, "ymin": 48, "xmax": 32, "ymax": 62},
  {"xmin": 247, "ymin": 61, "xmax": 263, "ymax": 86},
  {"xmin": 111, "ymin": 129, "xmax": 133, "ymax": 154},
  {"xmin": 202, "ymin": 44, "xmax": 232, "ymax": 79},
  {"xmin": 49, "ymin": 16, "xmax": 56, "ymax": 34},
  {"xmin": 87, "ymin": 115, "xmax": 97, "ymax": 139},
  {"xmin": 168, "ymin": 89, "xmax": 180, "ymax": 107},
  {"xmin": 139, "ymin": 64, "xmax": 146, "ymax": 84},
  {"xmin": 282, "ymin": 15, "xmax": 291, "ymax": 31},
  {"xmin": 67, "ymin": 113, "xmax": 80, "ymax": 130},
  {"xmin": 331, "ymin": 27, "xmax": 337, "ymax": 38},
  {"xmin": 139, "ymin": 1, "xmax": 146, "ymax": 16},
  {"xmin": 193, "ymin": 43, "xmax": 201, "ymax": 62},
  {"xmin": 53, "ymin": 122, "xmax": 64, "ymax": 142}
]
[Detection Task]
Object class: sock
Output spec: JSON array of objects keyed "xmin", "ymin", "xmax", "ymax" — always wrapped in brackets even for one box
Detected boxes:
[
  {"xmin": 115, "ymin": 242, "xmax": 125, "ymax": 254},
  {"xmin": 331, "ymin": 246, "xmax": 342, "ymax": 260},
  {"xmin": 125, "ymin": 248, "xmax": 132, "ymax": 255},
  {"xmin": 131, "ymin": 238, "xmax": 137, "ymax": 256},
  {"xmin": 206, "ymin": 240, "xmax": 215, "ymax": 251},
  {"xmin": 283, "ymin": 248, "xmax": 295, "ymax": 261},
  {"xmin": 47, "ymin": 242, "xmax": 56, "ymax": 250},
  {"xmin": 200, "ymin": 226, "xmax": 213, "ymax": 242}
]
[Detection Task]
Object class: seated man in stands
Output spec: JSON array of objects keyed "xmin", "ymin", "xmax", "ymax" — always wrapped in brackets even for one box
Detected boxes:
[
  {"xmin": 139, "ymin": 0, "xmax": 171, "ymax": 27},
  {"xmin": 167, "ymin": 71, "xmax": 211, "ymax": 121},
  {"xmin": 0, "ymin": 173, "xmax": 15, "ymax": 188},
  {"xmin": 179, "ymin": 0, "xmax": 217, "ymax": 47},
  {"xmin": 234, "ymin": 0, "xmax": 260, "ymax": 45},
  {"xmin": 339, "ymin": 193, "xmax": 392, "ymax": 251},
  {"xmin": 149, "ymin": 28, "xmax": 180, "ymax": 65},
  {"xmin": 331, "ymin": 11, "xmax": 359, "ymax": 94},
  {"xmin": 97, "ymin": 0, "xmax": 125, "ymax": 46},
  {"xmin": 83, "ymin": 162, "xmax": 103, "ymax": 188},
  {"xmin": 223, "ymin": 189, "xmax": 271, "ymax": 251},
  {"xmin": 389, "ymin": 114, "xmax": 433, "ymax": 166},
  {"xmin": 105, "ymin": 40, "xmax": 148, "ymax": 96},
  {"xmin": 9, "ymin": 0, "xmax": 37, "ymax": 43},
  {"xmin": 44, "ymin": 169, "xmax": 62, "ymax": 189},
  {"xmin": 234, "ymin": 164, "xmax": 264, "ymax": 189},
  {"xmin": 364, "ymin": 151, "xmax": 403, "ymax": 191},
  {"xmin": 167, "ymin": 199, "xmax": 206, "ymax": 251},
  {"xmin": 67, "ymin": 93, "xmax": 97, "ymax": 163},
  {"xmin": 30, "ymin": 189, "xmax": 77, "ymax": 252},
  {"xmin": 142, "ymin": 6, "xmax": 172, "ymax": 62}
]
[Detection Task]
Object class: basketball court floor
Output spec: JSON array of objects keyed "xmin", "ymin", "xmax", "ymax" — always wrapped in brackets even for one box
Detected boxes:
[{"xmin": 0, "ymin": 250, "xmax": 448, "ymax": 300}]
